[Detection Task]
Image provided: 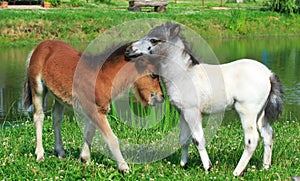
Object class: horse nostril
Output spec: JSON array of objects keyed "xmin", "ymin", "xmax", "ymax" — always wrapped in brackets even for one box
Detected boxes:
[{"xmin": 126, "ymin": 45, "xmax": 132, "ymax": 51}]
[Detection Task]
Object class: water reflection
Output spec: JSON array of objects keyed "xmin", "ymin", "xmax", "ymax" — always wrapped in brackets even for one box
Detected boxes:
[
  {"xmin": 0, "ymin": 38, "xmax": 300, "ymax": 122},
  {"xmin": 208, "ymin": 37, "xmax": 300, "ymax": 119},
  {"xmin": 0, "ymin": 43, "xmax": 86, "ymax": 123}
]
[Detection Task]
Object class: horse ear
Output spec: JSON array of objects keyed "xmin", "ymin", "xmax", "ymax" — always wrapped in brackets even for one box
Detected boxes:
[{"xmin": 169, "ymin": 24, "xmax": 180, "ymax": 39}]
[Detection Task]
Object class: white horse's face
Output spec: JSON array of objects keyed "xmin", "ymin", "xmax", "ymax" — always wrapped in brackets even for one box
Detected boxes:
[{"xmin": 125, "ymin": 22, "xmax": 181, "ymax": 61}]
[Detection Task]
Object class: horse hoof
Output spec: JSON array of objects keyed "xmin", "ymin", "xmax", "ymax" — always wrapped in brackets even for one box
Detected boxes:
[
  {"xmin": 118, "ymin": 163, "xmax": 130, "ymax": 174},
  {"xmin": 233, "ymin": 170, "xmax": 244, "ymax": 177},
  {"xmin": 180, "ymin": 161, "xmax": 188, "ymax": 169},
  {"xmin": 80, "ymin": 156, "xmax": 91, "ymax": 163},
  {"xmin": 53, "ymin": 149, "xmax": 66, "ymax": 159},
  {"xmin": 36, "ymin": 155, "xmax": 44, "ymax": 162},
  {"xmin": 263, "ymin": 164, "xmax": 271, "ymax": 170}
]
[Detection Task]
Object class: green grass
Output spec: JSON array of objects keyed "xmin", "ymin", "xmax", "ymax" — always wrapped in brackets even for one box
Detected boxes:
[
  {"xmin": 0, "ymin": 109, "xmax": 299, "ymax": 180},
  {"xmin": 0, "ymin": 1, "xmax": 300, "ymax": 46}
]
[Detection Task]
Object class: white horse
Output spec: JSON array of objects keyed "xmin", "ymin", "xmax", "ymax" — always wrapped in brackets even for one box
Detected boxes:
[{"xmin": 125, "ymin": 22, "xmax": 283, "ymax": 176}]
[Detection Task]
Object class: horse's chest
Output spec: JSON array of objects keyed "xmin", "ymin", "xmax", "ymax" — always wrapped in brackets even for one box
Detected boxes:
[
  {"xmin": 166, "ymin": 87, "xmax": 183, "ymax": 109},
  {"xmin": 164, "ymin": 80, "xmax": 198, "ymax": 110}
]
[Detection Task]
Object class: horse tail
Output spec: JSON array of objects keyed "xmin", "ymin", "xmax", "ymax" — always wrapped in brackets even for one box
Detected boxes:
[
  {"xmin": 265, "ymin": 73, "xmax": 284, "ymax": 122},
  {"xmin": 23, "ymin": 50, "xmax": 34, "ymax": 110}
]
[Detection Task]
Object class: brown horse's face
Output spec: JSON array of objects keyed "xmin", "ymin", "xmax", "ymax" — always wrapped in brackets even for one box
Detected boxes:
[{"xmin": 134, "ymin": 73, "xmax": 164, "ymax": 106}]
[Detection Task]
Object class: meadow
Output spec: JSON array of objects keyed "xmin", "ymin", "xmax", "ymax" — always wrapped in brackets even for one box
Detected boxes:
[
  {"xmin": 0, "ymin": 0, "xmax": 300, "ymax": 180},
  {"xmin": 0, "ymin": 0, "xmax": 300, "ymax": 46},
  {"xmin": 0, "ymin": 110, "xmax": 299, "ymax": 180}
]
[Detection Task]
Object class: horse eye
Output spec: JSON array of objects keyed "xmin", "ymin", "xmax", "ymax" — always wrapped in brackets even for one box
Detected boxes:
[
  {"xmin": 150, "ymin": 73, "xmax": 158, "ymax": 78},
  {"xmin": 150, "ymin": 39, "xmax": 160, "ymax": 45}
]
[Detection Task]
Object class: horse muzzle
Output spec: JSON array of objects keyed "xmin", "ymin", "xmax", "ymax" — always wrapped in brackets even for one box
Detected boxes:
[
  {"xmin": 148, "ymin": 93, "xmax": 164, "ymax": 106},
  {"xmin": 125, "ymin": 46, "xmax": 143, "ymax": 60}
]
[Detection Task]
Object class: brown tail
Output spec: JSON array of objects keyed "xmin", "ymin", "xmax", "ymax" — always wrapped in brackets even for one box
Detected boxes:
[
  {"xmin": 23, "ymin": 51, "xmax": 33, "ymax": 110},
  {"xmin": 265, "ymin": 74, "xmax": 284, "ymax": 122}
]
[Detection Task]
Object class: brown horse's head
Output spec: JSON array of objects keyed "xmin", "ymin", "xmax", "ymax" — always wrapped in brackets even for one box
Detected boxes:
[{"xmin": 133, "ymin": 73, "xmax": 164, "ymax": 106}]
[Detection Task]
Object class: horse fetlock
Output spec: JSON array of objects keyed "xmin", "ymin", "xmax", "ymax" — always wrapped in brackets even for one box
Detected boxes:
[{"xmin": 118, "ymin": 162, "xmax": 130, "ymax": 173}]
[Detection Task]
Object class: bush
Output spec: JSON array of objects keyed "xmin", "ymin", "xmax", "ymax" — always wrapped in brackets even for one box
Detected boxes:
[
  {"xmin": 264, "ymin": 0, "xmax": 300, "ymax": 14},
  {"xmin": 49, "ymin": 0, "xmax": 61, "ymax": 7},
  {"xmin": 70, "ymin": 0, "xmax": 80, "ymax": 6}
]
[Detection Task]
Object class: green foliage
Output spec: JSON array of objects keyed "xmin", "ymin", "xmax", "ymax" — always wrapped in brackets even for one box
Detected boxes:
[
  {"xmin": 49, "ymin": 0, "xmax": 61, "ymax": 7},
  {"xmin": 0, "ymin": 3, "xmax": 299, "ymax": 46},
  {"xmin": 70, "ymin": 0, "xmax": 81, "ymax": 7},
  {"xmin": 226, "ymin": 10, "xmax": 247, "ymax": 34},
  {"xmin": 264, "ymin": 0, "xmax": 300, "ymax": 14}
]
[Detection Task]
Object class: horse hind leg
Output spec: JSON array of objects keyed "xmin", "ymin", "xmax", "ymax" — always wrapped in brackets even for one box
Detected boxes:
[
  {"xmin": 233, "ymin": 107, "xmax": 259, "ymax": 176},
  {"xmin": 52, "ymin": 100, "xmax": 66, "ymax": 159},
  {"xmin": 257, "ymin": 111, "xmax": 274, "ymax": 170},
  {"xmin": 32, "ymin": 76, "xmax": 46, "ymax": 162}
]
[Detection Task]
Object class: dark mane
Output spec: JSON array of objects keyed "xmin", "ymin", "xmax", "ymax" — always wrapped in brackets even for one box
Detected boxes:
[
  {"xmin": 179, "ymin": 34, "xmax": 201, "ymax": 66},
  {"xmin": 81, "ymin": 41, "xmax": 132, "ymax": 70}
]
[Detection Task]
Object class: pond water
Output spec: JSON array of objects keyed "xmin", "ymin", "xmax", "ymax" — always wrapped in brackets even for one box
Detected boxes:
[{"xmin": 0, "ymin": 37, "xmax": 299, "ymax": 123}]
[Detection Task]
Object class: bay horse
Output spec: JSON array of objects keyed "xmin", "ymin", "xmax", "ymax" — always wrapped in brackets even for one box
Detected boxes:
[
  {"xmin": 23, "ymin": 40, "xmax": 164, "ymax": 173},
  {"xmin": 125, "ymin": 22, "xmax": 283, "ymax": 176}
]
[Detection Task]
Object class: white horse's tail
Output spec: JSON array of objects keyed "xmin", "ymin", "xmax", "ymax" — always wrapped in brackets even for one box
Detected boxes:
[
  {"xmin": 23, "ymin": 50, "xmax": 34, "ymax": 110},
  {"xmin": 265, "ymin": 74, "xmax": 283, "ymax": 122}
]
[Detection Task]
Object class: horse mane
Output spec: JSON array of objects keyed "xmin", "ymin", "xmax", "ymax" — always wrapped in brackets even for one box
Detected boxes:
[
  {"xmin": 178, "ymin": 34, "xmax": 201, "ymax": 66},
  {"xmin": 80, "ymin": 41, "xmax": 131, "ymax": 70}
]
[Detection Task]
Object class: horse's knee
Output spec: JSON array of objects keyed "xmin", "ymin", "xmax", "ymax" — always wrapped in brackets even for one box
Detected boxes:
[
  {"xmin": 192, "ymin": 135, "xmax": 206, "ymax": 150},
  {"xmin": 179, "ymin": 132, "xmax": 190, "ymax": 146}
]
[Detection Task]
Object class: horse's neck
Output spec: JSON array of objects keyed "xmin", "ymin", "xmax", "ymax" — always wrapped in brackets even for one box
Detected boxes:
[
  {"xmin": 158, "ymin": 42, "xmax": 192, "ymax": 80},
  {"xmin": 101, "ymin": 60, "xmax": 138, "ymax": 98},
  {"xmin": 161, "ymin": 38, "xmax": 191, "ymax": 70}
]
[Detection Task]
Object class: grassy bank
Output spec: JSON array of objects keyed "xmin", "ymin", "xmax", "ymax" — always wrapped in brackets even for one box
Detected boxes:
[
  {"xmin": 0, "ymin": 2, "xmax": 300, "ymax": 46},
  {"xmin": 0, "ymin": 113, "xmax": 299, "ymax": 180}
]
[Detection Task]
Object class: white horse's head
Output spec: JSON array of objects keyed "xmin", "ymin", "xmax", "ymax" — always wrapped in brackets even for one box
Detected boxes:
[
  {"xmin": 125, "ymin": 22, "xmax": 199, "ymax": 67},
  {"xmin": 125, "ymin": 22, "xmax": 183, "ymax": 60}
]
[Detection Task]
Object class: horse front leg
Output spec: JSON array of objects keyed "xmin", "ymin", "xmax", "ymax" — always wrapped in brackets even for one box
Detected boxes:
[
  {"xmin": 179, "ymin": 114, "xmax": 191, "ymax": 168},
  {"xmin": 182, "ymin": 108, "xmax": 212, "ymax": 173},
  {"xmin": 91, "ymin": 112, "xmax": 129, "ymax": 173},
  {"xmin": 52, "ymin": 100, "xmax": 66, "ymax": 159},
  {"xmin": 80, "ymin": 119, "xmax": 96, "ymax": 163}
]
